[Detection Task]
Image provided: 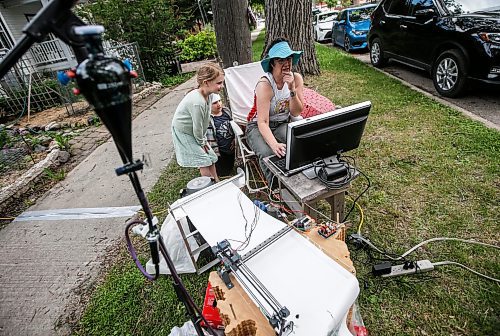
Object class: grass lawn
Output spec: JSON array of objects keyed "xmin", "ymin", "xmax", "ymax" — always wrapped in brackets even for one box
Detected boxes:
[{"xmin": 75, "ymin": 32, "xmax": 499, "ymax": 335}]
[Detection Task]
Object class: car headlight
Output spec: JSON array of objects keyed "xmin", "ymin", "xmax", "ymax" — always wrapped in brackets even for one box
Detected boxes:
[
  {"xmin": 351, "ymin": 30, "xmax": 367, "ymax": 36},
  {"xmin": 478, "ymin": 32, "xmax": 500, "ymax": 44}
]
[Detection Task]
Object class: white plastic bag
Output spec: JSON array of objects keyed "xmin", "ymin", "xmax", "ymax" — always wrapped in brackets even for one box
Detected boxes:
[
  {"xmin": 145, "ymin": 213, "xmax": 200, "ymax": 274},
  {"xmin": 168, "ymin": 321, "xmax": 210, "ymax": 336}
]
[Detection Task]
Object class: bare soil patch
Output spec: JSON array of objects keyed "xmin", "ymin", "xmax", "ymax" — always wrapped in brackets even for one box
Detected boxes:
[{"xmin": 16, "ymin": 101, "xmax": 92, "ymax": 129}]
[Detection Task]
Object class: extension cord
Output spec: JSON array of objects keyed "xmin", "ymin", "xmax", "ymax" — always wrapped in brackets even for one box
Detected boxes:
[{"xmin": 382, "ymin": 260, "xmax": 434, "ymax": 278}]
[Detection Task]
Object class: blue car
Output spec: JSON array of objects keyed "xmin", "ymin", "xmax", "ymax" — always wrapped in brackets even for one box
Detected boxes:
[{"xmin": 332, "ymin": 4, "xmax": 377, "ymax": 52}]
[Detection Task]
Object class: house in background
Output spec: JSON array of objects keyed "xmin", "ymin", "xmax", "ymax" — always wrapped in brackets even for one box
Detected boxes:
[
  {"xmin": 0, "ymin": 0, "xmax": 101, "ymax": 119},
  {"xmin": 0, "ymin": 0, "xmax": 77, "ymax": 72}
]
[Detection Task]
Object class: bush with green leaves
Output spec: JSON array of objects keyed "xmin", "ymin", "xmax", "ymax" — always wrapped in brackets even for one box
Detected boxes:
[
  {"xmin": 178, "ymin": 28, "xmax": 217, "ymax": 62},
  {"xmin": 76, "ymin": 0, "xmax": 200, "ymax": 81}
]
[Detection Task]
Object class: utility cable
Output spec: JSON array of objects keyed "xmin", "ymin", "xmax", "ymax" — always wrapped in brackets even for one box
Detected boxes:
[
  {"xmin": 432, "ymin": 261, "xmax": 500, "ymax": 283},
  {"xmin": 400, "ymin": 237, "xmax": 499, "ymax": 260},
  {"xmin": 351, "ymin": 234, "xmax": 404, "ymax": 261},
  {"xmin": 353, "ymin": 236, "xmax": 499, "ymax": 262}
]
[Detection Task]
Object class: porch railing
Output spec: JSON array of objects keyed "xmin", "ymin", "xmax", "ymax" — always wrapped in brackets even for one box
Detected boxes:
[{"xmin": 30, "ymin": 39, "xmax": 71, "ymax": 66}]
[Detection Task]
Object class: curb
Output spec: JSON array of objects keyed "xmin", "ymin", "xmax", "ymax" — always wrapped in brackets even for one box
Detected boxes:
[{"xmin": 0, "ymin": 147, "xmax": 66, "ymax": 209}]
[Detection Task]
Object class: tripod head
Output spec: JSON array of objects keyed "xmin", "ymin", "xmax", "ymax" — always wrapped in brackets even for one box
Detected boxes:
[{"xmin": 73, "ymin": 26, "xmax": 135, "ymax": 166}]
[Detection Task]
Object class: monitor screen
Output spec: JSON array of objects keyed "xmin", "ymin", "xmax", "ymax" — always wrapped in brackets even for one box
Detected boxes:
[{"xmin": 285, "ymin": 101, "xmax": 371, "ymax": 171}]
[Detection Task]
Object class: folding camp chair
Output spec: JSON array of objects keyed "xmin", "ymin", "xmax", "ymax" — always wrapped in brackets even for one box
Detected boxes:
[
  {"xmin": 223, "ymin": 61, "xmax": 337, "ymax": 192},
  {"xmin": 224, "ymin": 61, "xmax": 268, "ymax": 193}
]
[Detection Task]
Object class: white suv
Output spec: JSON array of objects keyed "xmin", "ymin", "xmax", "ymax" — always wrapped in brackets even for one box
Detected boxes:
[{"xmin": 313, "ymin": 11, "xmax": 339, "ymax": 42}]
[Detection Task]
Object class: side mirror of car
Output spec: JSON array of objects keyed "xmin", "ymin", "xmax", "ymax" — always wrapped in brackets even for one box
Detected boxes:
[{"xmin": 415, "ymin": 8, "xmax": 436, "ymax": 20}]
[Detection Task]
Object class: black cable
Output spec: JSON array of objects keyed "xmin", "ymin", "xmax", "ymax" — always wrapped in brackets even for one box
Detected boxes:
[
  {"xmin": 235, "ymin": 191, "xmax": 260, "ymax": 251},
  {"xmin": 313, "ymin": 157, "xmax": 354, "ymax": 190}
]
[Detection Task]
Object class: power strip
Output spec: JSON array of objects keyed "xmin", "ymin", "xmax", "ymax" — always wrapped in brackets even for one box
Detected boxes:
[{"xmin": 382, "ymin": 260, "xmax": 434, "ymax": 278}]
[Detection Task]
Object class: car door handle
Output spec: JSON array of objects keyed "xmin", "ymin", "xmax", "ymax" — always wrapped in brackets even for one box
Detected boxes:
[
  {"xmin": 400, "ymin": 24, "xmax": 407, "ymax": 29},
  {"xmin": 380, "ymin": 20, "xmax": 385, "ymax": 25}
]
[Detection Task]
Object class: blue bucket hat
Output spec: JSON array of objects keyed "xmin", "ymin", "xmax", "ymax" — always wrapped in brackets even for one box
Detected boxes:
[{"xmin": 261, "ymin": 41, "xmax": 303, "ymax": 73}]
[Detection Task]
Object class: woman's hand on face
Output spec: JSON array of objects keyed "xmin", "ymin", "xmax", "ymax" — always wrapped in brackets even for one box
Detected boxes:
[
  {"xmin": 272, "ymin": 142, "xmax": 287, "ymax": 158},
  {"xmin": 283, "ymin": 71, "xmax": 295, "ymax": 90}
]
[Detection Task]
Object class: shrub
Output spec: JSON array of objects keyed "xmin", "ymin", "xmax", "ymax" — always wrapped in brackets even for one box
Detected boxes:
[{"xmin": 179, "ymin": 28, "xmax": 217, "ymax": 62}]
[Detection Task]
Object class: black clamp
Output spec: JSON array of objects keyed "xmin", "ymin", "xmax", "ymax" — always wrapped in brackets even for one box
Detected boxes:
[
  {"xmin": 212, "ymin": 240, "xmax": 241, "ymax": 289},
  {"xmin": 115, "ymin": 160, "xmax": 144, "ymax": 176}
]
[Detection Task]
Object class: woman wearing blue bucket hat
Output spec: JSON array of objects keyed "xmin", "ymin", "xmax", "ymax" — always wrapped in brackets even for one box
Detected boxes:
[{"xmin": 245, "ymin": 38, "xmax": 305, "ymax": 186}]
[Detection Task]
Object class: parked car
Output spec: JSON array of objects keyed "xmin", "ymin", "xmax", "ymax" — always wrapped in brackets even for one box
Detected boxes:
[
  {"xmin": 368, "ymin": 0, "xmax": 500, "ymax": 98},
  {"xmin": 314, "ymin": 10, "xmax": 339, "ymax": 42},
  {"xmin": 332, "ymin": 4, "xmax": 377, "ymax": 52}
]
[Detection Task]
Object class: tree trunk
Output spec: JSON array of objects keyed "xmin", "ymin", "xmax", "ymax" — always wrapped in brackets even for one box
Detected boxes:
[
  {"xmin": 263, "ymin": 0, "xmax": 320, "ymax": 75},
  {"xmin": 212, "ymin": 0, "xmax": 252, "ymax": 68}
]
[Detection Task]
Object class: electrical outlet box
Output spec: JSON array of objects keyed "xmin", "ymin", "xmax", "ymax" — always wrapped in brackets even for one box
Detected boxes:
[{"xmin": 382, "ymin": 260, "xmax": 434, "ymax": 278}]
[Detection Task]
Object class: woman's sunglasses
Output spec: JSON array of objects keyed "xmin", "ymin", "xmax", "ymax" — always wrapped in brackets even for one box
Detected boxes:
[{"xmin": 275, "ymin": 57, "xmax": 292, "ymax": 65}]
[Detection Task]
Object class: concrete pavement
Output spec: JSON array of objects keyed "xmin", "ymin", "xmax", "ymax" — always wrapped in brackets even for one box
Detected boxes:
[{"xmin": 0, "ymin": 77, "xmax": 197, "ymax": 335}]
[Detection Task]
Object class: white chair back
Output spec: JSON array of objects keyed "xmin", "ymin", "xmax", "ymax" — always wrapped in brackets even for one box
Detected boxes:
[{"xmin": 224, "ymin": 61, "xmax": 265, "ymax": 125}]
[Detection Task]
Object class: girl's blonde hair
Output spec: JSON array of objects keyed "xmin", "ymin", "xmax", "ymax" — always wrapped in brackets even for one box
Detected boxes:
[{"xmin": 196, "ymin": 63, "xmax": 224, "ymax": 87}]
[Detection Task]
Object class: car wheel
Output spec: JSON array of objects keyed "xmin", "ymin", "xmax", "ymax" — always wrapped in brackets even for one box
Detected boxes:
[
  {"xmin": 370, "ymin": 38, "xmax": 387, "ymax": 67},
  {"xmin": 344, "ymin": 35, "xmax": 351, "ymax": 52},
  {"xmin": 432, "ymin": 49, "xmax": 468, "ymax": 98}
]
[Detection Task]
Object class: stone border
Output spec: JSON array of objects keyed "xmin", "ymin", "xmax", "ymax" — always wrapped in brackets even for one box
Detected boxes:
[{"xmin": 0, "ymin": 146, "xmax": 68, "ymax": 207}]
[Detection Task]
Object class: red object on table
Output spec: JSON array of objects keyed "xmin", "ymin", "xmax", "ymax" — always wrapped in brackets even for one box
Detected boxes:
[{"xmin": 200, "ymin": 281, "xmax": 225, "ymax": 330}]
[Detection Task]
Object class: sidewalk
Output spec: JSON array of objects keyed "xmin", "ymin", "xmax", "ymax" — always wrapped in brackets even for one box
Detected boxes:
[{"xmin": 0, "ymin": 77, "xmax": 197, "ymax": 335}]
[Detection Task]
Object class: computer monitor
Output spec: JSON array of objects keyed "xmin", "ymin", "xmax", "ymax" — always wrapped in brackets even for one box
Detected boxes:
[{"xmin": 284, "ymin": 101, "xmax": 371, "ymax": 174}]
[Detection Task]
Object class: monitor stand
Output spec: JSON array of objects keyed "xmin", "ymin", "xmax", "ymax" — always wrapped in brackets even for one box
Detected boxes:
[{"xmin": 302, "ymin": 155, "xmax": 340, "ymax": 180}]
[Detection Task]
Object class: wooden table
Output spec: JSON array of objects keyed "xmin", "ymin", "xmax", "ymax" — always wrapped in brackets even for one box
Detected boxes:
[
  {"xmin": 208, "ymin": 227, "xmax": 355, "ymax": 336},
  {"xmin": 263, "ymin": 157, "xmax": 351, "ymax": 221}
]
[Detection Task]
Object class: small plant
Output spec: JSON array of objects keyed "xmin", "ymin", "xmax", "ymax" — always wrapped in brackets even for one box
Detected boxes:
[
  {"xmin": 24, "ymin": 134, "xmax": 42, "ymax": 149},
  {"xmin": 0, "ymin": 128, "xmax": 11, "ymax": 148},
  {"xmin": 53, "ymin": 133, "xmax": 70, "ymax": 150},
  {"xmin": 88, "ymin": 114, "xmax": 101, "ymax": 126},
  {"xmin": 43, "ymin": 168, "xmax": 66, "ymax": 181},
  {"xmin": 160, "ymin": 72, "xmax": 194, "ymax": 88}
]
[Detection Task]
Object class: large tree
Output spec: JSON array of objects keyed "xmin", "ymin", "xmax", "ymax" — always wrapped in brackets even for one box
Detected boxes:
[
  {"xmin": 263, "ymin": 0, "xmax": 319, "ymax": 75},
  {"xmin": 211, "ymin": 0, "xmax": 252, "ymax": 68}
]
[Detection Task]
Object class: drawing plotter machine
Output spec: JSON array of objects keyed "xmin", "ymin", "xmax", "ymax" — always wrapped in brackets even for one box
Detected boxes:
[{"xmin": 150, "ymin": 174, "xmax": 360, "ymax": 335}]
